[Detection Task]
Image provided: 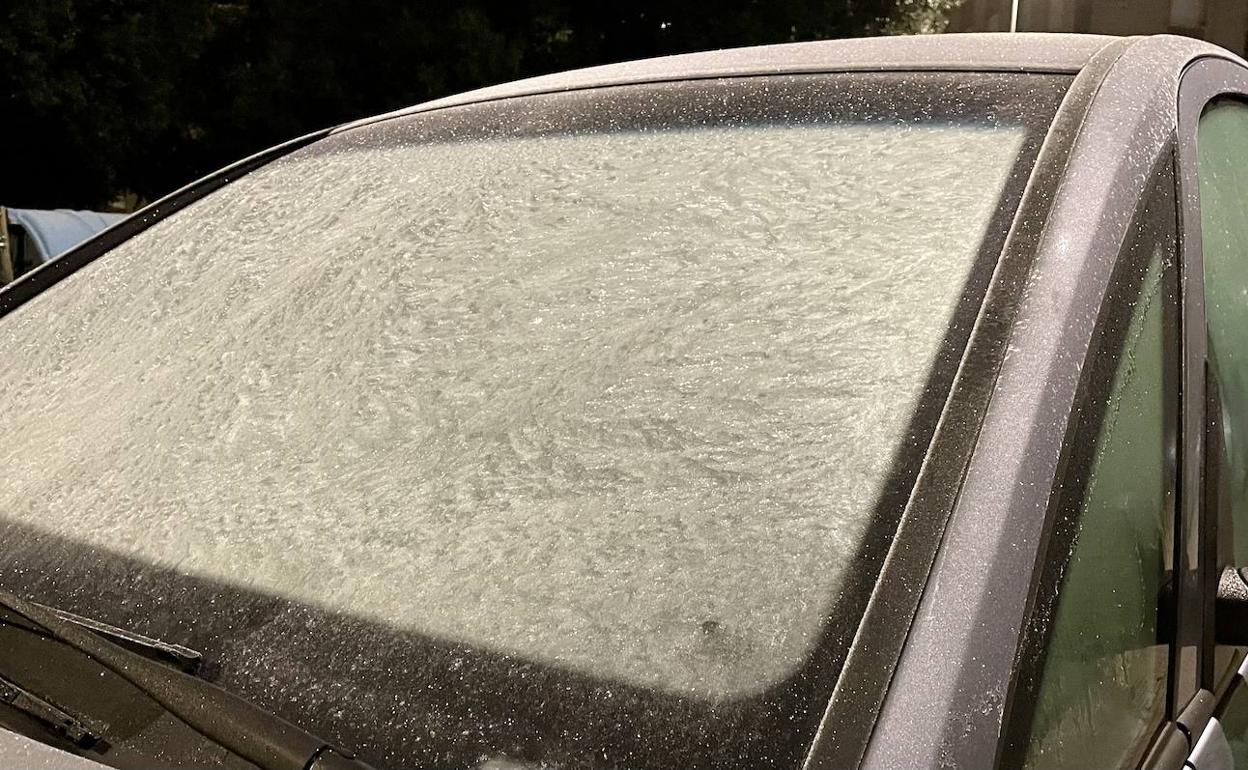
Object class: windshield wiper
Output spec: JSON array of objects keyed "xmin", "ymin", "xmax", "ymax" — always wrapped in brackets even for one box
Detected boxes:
[
  {"xmin": 0, "ymin": 589, "xmax": 376, "ymax": 770},
  {"xmin": 0, "ymin": 671, "xmax": 106, "ymax": 749}
]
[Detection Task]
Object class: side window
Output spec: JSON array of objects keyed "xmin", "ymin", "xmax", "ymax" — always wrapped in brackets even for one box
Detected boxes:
[
  {"xmin": 1200, "ymin": 101, "xmax": 1248, "ymax": 571},
  {"xmin": 1198, "ymin": 98, "xmax": 1248, "ymax": 760},
  {"xmin": 1003, "ymin": 169, "xmax": 1179, "ymax": 769}
]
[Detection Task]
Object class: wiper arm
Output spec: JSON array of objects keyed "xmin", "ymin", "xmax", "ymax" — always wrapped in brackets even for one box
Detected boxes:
[
  {"xmin": 31, "ymin": 602, "xmax": 203, "ymax": 675},
  {"xmin": 0, "ymin": 589, "xmax": 375, "ymax": 770}
]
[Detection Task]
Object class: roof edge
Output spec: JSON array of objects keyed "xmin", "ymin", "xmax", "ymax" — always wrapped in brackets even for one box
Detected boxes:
[{"xmin": 334, "ymin": 33, "xmax": 1121, "ymax": 134}]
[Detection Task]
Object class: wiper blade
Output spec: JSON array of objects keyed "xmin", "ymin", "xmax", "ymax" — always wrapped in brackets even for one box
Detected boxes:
[
  {"xmin": 0, "ymin": 589, "xmax": 375, "ymax": 770},
  {"xmin": 0, "ymin": 671, "xmax": 106, "ymax": 749}
]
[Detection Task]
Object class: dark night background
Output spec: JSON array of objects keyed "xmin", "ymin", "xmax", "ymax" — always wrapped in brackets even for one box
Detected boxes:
[{"xmin": 1, "ymin": 1, "xmax": 957, "ymax": 210}]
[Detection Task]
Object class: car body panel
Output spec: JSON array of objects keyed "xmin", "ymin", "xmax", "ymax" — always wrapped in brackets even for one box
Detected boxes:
[{"xmin": 867, "ymin": 34, "xmax": 1243, "ymax": 770}]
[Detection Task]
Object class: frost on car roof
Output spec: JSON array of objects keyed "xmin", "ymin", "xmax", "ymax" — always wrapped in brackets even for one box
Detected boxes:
[{"xmin": 340, "ymin": 32, "xmax": 1117, "ymax": 131}]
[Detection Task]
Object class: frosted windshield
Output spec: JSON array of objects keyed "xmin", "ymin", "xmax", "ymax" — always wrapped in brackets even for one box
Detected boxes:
[{"xmin": 0, "ymin": 121, "xmax": 1022, "ymax": 698}]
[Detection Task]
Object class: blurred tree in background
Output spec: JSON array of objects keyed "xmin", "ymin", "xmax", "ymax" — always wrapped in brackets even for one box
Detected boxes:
[{"xmin": 0, "ymin": 0, "xmax": 959, "ymax": 209}]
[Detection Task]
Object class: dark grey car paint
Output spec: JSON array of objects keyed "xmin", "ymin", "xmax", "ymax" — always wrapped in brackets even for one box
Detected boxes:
[
  {"xmin": 866, "ymin": 35, "xmax": 1244, "ymax": 770},
  {"xmin": 3, "ymin": 31, "xmax": 1248, "ymax": 770}
]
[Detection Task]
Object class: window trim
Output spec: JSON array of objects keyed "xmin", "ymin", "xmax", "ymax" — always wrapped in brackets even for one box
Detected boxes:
[{"xmin": 1172, "ymin": 54, "xmax": 1248, "ymax": 744}]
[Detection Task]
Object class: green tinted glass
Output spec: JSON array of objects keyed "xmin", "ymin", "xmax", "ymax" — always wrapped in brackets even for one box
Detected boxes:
[
  {"xmin": 1198, "ymin": 97, "xmax": 1248, "ymax": 733},
  {"xmin": 1200, "ymin": 101, "xmax": 1248, "ymax": 564},
  {"xmin": 1019, "ymin": 184, "xmax": 1176, "ymax": 769}
]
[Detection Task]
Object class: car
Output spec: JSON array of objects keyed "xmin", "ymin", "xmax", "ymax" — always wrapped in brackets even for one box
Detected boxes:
[{"xmin": 1, "ymin": 29, "xmax": 1247, "ymax": 770}]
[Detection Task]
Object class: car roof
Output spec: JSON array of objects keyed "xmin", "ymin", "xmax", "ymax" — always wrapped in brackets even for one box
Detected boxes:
[{"xmin": 337, "ymin": 32, "xmax": 1120, "ymax": 132}]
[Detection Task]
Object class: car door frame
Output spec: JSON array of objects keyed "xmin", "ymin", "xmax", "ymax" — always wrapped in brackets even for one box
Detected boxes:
[
  {"xmin": 860, "ymin": 36, "xmax": 1247, "ymax": 770},
  {"xmin": 1172, "ymin": 52, "xmax": 1248, "ymax": 768}
]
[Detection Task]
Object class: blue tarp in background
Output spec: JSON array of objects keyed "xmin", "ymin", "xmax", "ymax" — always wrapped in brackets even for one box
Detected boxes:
[{"xmin": 6, "ymin": 208, "xmax": 127, "ymax": 264}]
